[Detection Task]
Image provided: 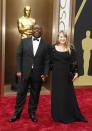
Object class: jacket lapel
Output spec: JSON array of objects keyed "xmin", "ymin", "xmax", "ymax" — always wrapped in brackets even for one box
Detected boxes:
[
  {"xmin": 28, "ymin": 37, "xmax": 34, "ymax": 57},
  {"xmin": 34, "ymin": 38, "xmax": 43, "ymax": 57}
]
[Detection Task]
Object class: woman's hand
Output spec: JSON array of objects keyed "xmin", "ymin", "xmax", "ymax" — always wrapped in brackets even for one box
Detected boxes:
[
  {"xmin": 72, "ymin": 73, "xmax": 78, "ymax": 81},
  {"xmin": 16, "ymin": 72, "xmax": 22, "ymax": 77},
  {"xmin": 41, "ymin": 75, "xmax": 48, "ymax": 82}
]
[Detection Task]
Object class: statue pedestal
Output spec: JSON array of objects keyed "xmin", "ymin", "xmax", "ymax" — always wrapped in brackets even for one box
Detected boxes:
[{"xmin": 74, "ymin": 75, "xmax": 92, "ymax": 86}]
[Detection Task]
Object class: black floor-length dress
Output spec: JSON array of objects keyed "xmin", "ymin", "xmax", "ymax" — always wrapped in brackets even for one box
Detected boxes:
[{"xmin": 51, "ymin": 46, "xmax": 87, "ymax": 123}]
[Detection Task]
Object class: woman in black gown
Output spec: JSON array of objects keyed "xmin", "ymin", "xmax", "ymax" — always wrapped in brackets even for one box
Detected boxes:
[{"xmin": 51, "ymin": 31, "xmax": 87, "ymax": 123}]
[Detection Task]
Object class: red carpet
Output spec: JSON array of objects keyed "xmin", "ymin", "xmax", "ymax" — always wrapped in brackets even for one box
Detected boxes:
[{"xmin": 0, "ymin": 88, "xmax": 92, "ymax": 131}]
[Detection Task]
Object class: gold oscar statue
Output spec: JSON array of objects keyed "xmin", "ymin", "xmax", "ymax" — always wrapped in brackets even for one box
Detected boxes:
[
  {"xmin": 74, "ymin": 30, "xmax": 92, "ymax": 86},
  {"xmin": 82, "ymin": 30, "xmax": 92, "ymax": 76},
  {"xmin": 17, "ymin": 6, "xmax": 36, "ymax": 39}
]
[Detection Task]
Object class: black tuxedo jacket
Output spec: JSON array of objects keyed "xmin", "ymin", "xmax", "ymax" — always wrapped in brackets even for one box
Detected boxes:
[{"xmin": 16, "ymin": 37, "xmax": 50, "ymax": 79}]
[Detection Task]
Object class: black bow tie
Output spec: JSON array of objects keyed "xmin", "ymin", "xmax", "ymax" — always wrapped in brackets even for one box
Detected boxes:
[{"xmin": 33, "ymin": 38, "xmax": 39, "ymax": 41}]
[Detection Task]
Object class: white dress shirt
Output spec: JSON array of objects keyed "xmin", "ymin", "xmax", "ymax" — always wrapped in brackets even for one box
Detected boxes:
[{"xmin": 32, "ymin": 36, "xmax": 41, "ymax": 56}]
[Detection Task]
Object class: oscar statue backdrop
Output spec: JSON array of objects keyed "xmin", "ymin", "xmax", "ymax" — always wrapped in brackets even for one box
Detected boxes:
[{"xmin": 74, "ymin": 0, "xmax": 92, "ymax": 86}]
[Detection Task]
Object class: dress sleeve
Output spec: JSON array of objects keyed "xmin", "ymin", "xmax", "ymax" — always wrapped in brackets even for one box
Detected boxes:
[
  {"xmin": 70, "ymin": 49, "xmax": 78, "ymax": 74},
  {"xmin": 49, "ymin": 45, "xmax": 55, "ymax": 71}
]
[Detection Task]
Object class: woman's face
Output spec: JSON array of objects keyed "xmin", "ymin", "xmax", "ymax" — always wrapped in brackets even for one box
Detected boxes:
[{"xmin": 58, "ymin": 32, "xmax": 67, "ymax": 45}]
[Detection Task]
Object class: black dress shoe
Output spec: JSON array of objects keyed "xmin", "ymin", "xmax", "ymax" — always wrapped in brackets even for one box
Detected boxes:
[
  {"xmin": 30, "ymin": 114, "xmax": 38, "ymax": 122},
  {"xmin": 9, "ymin": 115, "xmax": 20, "ymax": 122}
]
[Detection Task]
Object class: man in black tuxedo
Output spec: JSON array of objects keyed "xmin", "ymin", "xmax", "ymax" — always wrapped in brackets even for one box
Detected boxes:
[{"xmin": 9, "ymin": 24, "xmax": 50, "ymax": 122}]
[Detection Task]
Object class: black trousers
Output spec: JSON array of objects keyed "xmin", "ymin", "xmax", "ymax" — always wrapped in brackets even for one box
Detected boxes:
[{"xmin": 14, "ymin": 69, "xmax": 42, "ymax": 116}]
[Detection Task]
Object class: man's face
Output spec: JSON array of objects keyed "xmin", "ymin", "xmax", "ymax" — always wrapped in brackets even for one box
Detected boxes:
[{"xmin": 32, "ymin": 25, "xmax": 42, "ymax": 38}]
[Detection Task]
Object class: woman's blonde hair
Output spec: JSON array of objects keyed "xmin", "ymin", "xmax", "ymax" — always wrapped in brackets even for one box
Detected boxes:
[{"xmin": 55, "ymin": 31, "xmax": 74, "ymax": 54}]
